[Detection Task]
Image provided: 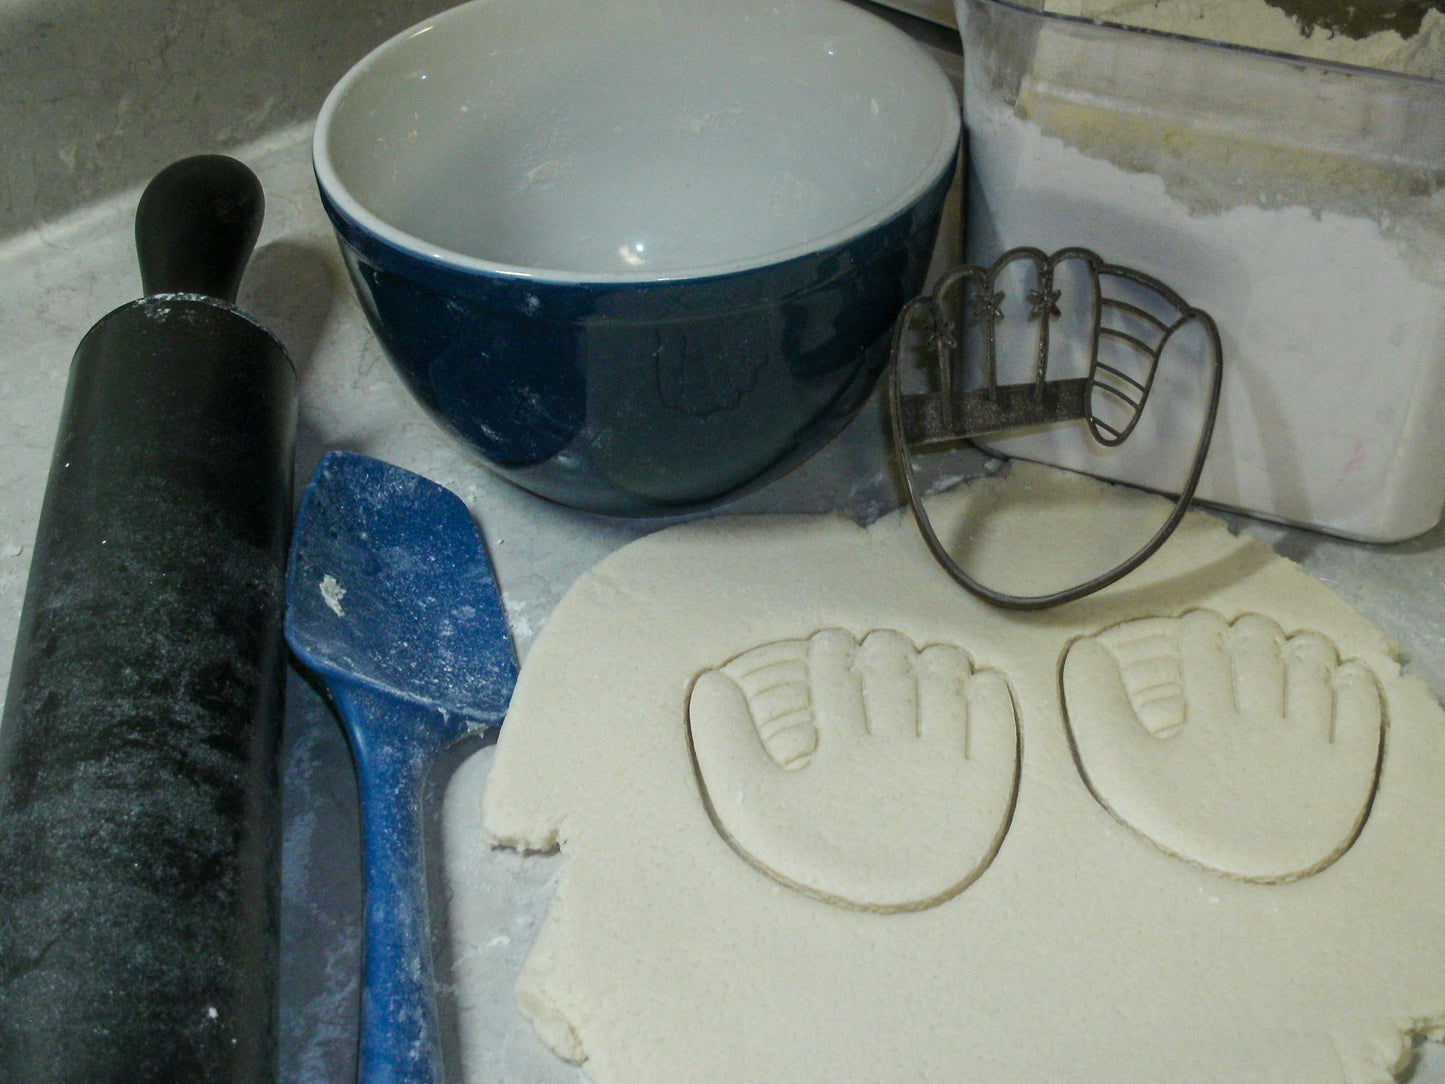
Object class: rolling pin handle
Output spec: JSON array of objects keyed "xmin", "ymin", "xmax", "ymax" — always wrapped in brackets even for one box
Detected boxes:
[{"xmin": 135, "ymin": 154, "xmax": 264, "ymax": 303}]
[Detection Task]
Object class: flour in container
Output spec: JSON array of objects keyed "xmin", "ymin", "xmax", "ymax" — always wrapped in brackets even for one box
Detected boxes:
[{"xmin": 959, "ymin": 0, "xmax": 1445, "ymax": 540}]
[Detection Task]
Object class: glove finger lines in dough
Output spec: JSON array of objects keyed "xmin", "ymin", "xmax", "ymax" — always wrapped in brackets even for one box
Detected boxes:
[
  {"xmin": 689, "ymin": 609, "xmax": 1384, "ymax": 905},
  {"xmin": 1062, "ymin": 608, "xmax": 1385, "ymax": 882},
  {"xmin": 687, "ymin": 628, "xmax": 1021, "ymax": 912}
]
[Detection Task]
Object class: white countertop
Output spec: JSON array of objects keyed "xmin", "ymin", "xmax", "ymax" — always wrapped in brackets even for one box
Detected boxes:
[{"xmin": 6, "ymin": 2, "xmax": 1445, "ymax": 1081}]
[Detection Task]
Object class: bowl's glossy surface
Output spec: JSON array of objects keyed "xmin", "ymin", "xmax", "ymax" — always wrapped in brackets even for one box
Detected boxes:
[{"xmin": 314, "ymin": 0, "xmax": 960, "ymax": 514}]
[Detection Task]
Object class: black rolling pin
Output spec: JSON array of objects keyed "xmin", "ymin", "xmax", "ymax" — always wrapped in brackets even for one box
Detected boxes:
[{"xmin": 0, "ymin": 156, "xmax": 296, "ymax": 1082}]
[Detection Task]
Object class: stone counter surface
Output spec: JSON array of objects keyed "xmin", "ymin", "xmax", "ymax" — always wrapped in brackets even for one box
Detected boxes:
[{"xmin": 4, "ymin": 1, "xmax": 1445, "ymax": 1081}]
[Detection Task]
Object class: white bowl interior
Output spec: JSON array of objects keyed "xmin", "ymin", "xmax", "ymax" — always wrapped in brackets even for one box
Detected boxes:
[{"xmin": 315, "ymin": 0, "xmax": 959, "ymax": 280}]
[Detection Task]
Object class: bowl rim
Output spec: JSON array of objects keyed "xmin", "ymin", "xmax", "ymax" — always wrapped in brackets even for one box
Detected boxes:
[
  {"xmin": 312, "ymin": 0, "xmax": 962, "ymax": 285},
  {"xmin": 962, "ymin": 0, "xmax": 1445, "ymax": 87}
]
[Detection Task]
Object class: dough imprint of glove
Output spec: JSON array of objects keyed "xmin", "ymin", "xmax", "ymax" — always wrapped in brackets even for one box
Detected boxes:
[
  {"xmin": 1062, "ymin": 609, "xmax": 1385, "ymax": 882},
  {"xmin": 688, "ymin": 628, "xmax": 1020, "ymax": 911}
]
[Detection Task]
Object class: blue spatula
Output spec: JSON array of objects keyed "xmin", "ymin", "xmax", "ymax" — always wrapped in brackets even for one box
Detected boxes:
[{"xmin": 285, "ymin": 451, "xmax": 517, "ymax": 1084}]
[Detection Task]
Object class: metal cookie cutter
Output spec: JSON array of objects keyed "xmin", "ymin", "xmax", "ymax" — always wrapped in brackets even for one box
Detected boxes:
[{"xmin": 888, "ymin": 246, "xmax": 1223, "ymax": 610}]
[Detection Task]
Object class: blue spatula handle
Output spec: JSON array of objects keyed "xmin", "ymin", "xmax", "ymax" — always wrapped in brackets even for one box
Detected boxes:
[
  {"xmin": 284, "ymin": 451, "xmax": 516, "ymax": 1083},
  {"xmin": 333, "ymin": 683, "xmax": 474, "ymax": 1084}
]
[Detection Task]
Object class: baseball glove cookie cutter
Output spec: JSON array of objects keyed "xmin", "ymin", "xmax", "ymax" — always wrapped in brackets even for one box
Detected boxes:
[{"xmin": 889, "ymin": 246, "xmax": 1223, "ymax": 610}]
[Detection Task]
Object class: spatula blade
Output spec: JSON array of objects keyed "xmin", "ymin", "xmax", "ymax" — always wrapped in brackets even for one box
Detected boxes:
[{"xmin": 286, "ymin": 451, "xmax": 516, "ymax": 726}]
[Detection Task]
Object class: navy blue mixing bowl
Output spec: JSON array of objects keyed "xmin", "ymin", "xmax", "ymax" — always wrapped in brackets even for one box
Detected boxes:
[{"xmin": 314, "ymin": 0, "xmax": 960, "ymax": 515}]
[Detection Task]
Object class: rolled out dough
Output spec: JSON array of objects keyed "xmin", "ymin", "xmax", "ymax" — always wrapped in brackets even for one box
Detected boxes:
[{"xmin": 480, "ymin": 463, "xmax": 1445, "ymax": 1083}]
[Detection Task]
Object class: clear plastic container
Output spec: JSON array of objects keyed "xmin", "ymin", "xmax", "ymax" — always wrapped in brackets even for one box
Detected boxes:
[{"xmin": 956, "ymin": 0, "xmax": 1445, "ymax": 540}]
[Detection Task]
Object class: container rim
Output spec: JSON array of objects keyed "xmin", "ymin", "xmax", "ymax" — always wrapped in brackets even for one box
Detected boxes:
[{"xmin": 965, "ymin": 0, "xmax": 1445, "ymax": 89}]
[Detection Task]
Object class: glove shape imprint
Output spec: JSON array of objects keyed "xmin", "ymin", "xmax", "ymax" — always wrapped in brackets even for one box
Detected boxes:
[
  {"xmin": 1062, "ymin": 610, "xmax": 1384, "ymax": 882},
  {"xmin": 688, "ymin": 628, "xmax": 1019, "ymax": 912}
]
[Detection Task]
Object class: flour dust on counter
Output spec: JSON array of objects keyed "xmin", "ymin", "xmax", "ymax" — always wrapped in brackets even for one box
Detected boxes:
[{"xmin": 473, "ymin": 463, "xmax": 1445, "ymax": 1084}]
